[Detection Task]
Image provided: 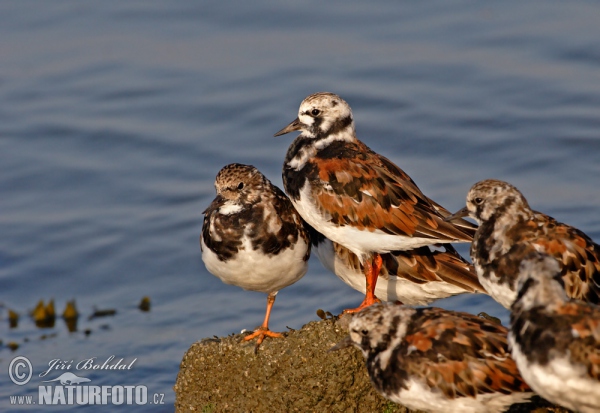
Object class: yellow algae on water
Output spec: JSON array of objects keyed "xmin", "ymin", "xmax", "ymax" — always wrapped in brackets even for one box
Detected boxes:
[
  {"xmin": 62, "ymin": 300, "xmax": 79, "ymax": 320},
  {"xmin": 32, "ymin": 300, "xmax": 47, "ymax": 322},
  {"xmin": 32, "ymin": 299, "xmax": 57, "ymax": 328},
  {"xmin": 45, "ymin": 299, "xmax": 55, "ymax": 319},
  {"xmin": 8, "ymin": 309, "xmax": 19, "ymax": 328},
  {"xmin": 139, "ymin": 296, "xmax": 151, "ymax": 312}
]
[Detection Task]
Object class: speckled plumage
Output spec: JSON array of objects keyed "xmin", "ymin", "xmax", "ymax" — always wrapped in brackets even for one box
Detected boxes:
[
  {"xmin": 509, "ymin": 252, "xmax": 600, "ymax": 413},
  {"xmin": 448, "ymin": 179, "xmax": 600, "ymax": 308},
  {"xmin": 201, "ymin": 163, "xmax": 310, "ymax": 348},
  {"xmin": 276, "ymin": 92, "xmax": 475, "ymax": 312},
  {"xmin": 332, "ymin": 303, "xmax": 533, "ymax": 413}
]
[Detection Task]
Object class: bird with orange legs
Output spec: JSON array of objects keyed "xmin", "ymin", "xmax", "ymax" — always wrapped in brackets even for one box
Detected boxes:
[
  {"xmin": 201, "ymin": 164, "xmax": 311, "ymax": 349},
  {"xmin": 276, "ymin": 92, "xmax": 474, "ymax": 313}
]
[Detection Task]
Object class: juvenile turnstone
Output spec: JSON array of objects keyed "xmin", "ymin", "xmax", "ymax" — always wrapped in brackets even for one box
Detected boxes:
[
  {"xmin": 447, "ymin": 179, "xmax": 600, "ymax": 309},
  {"xmin": 332, "ymin": 303, "xmax": 533, "ymax": 413},
  {"xmin": 309, "ymin": 227, "xmax": 484, "ymax": 305},
  {"xmin": 201, "ymin": 163, "xmax": 311, "ymax": 349},
  {"xmin": 509, "ymin": 252, "xmax": 600, "ymax": 413},
  {"xmin": 275, "ymin": 92, "xmax": 474, "ymax": 313}
]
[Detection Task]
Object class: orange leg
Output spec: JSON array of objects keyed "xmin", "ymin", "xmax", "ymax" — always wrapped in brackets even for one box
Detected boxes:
[
  {"xmin": 343, "ymin": 254, "xmax": 383, "ymax": 314},
  {"xmin": 243, "ymin": 293, "xmax": 283, "ymax": 351}
]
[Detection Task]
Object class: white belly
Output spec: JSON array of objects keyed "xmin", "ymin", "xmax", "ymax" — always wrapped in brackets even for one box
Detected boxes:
[
  {"xmin": 201, "ymin": 235, "xmax": 308, "ymax": 294},
  {"xmin": 386, "ymin": 377, "xmax": 532, "ymax": 413},
  {"xmin": 509, "ymin": 338, "xmax": 600, "ymax": 413}
]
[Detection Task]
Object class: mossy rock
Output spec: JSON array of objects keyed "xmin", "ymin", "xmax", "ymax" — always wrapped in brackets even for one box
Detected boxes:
[{"xmin": 174, "ymin": 316, "xmax": 568, "ymax": 413}]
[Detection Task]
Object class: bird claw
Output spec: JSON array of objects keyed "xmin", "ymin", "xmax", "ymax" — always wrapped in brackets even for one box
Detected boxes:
[
  {"xmin": 242, "ymin": 327, "xmax": 284, "ymax": 352},
  {"xmin": 342, "ymin": 296, "xmax": 382, "ymax": 314}
]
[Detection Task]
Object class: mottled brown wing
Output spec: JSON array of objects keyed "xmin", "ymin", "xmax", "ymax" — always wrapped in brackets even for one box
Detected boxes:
[
  {"xmin": 558, "ymin": 303, "xmax": 600, "ymax": 380},
  {"xmin": 402, "ymin": 308, "xmax": 530, "ymax": 398},
  {"xmin": 532, "ymin": 215, "xmax": 600, "ymax": 305},
  {"xmin": 387, "ymin": 246, "xmax": 483, "ymax": 292},
  {"xmin": 310, "ymin": 141, "xmax": 473, "ymax": 242},
  {"xmin": 331, "ymin": 241, "xmax": 483, "ymax": 292}
]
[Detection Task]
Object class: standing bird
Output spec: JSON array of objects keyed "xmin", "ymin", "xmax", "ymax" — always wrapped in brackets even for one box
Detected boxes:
[
  {"xmin": 309, "ymin": 227, "xmax": 484, "ymax": 305},
  {"xmin": 275, "ymin": 92, "xmax": 474, "ymax": 313},
  {"xmin": 446, "ymin": 179, "xmax": 600, "ymax": 308},
  {"xmin": 509, "ymin": 252, "xmax": 600, "ymax": 413},
  {"xmin": 201, "ymin": 164, "xmax": 310, "ymax": 350},
  {"xmin": 331, "ymin": 303, "xmax": 533, "ymax": 413}
]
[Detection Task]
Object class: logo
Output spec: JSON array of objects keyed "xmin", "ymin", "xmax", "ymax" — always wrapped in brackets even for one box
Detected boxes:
[
  {"xmin": 8, "ymin": 356, "xmax": 33, "ymax": 386},
  {"xmin": 8, "ymin": 355, "xmax": 165, "ymax": 407},
  {"xmin": 43, "ymin": 372, "xmax": 91, "ymax": 385}
]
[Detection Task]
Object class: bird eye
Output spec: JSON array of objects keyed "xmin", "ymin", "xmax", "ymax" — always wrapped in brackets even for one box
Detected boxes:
[
  {"xmin": 474, "ymin": 197, "xmax": 483, "ymax": 205},
  {"xmin": 237, "ymin": 182, "xmax": 244, "ymax": 190},
  {"xmin": 311, "ymin": 109, "xmax": 320, "ymax": 116}
]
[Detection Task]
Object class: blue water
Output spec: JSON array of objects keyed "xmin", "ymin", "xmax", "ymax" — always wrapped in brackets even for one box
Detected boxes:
[{"xmin": 1, "ymin": 1, "xmax": 599, "ymax": 411}]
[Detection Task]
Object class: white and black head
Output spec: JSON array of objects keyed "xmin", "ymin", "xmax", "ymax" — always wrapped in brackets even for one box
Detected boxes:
[
  {"xmin": 447, "ymin": 179, "xmax": 532, "ymax": 224},
  {"xmin": 274, "ymin": 92, "xmax": 355, "ymax": 140},
  {"xmin": 512, "ymin": 252, "xmax": 568, "ymax": 312},
  {"xmin": 205, "ymin": 163, "xmax": 269, "ymax": 214},
  {"xmin": 330, "ymin": 303, "xmax": 412, "ymax": 359}
]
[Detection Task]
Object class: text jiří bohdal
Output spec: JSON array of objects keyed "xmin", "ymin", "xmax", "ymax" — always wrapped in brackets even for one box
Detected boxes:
[{"xmin": 39, "ymin": 356, "xmax": 137, "ymax": 378}]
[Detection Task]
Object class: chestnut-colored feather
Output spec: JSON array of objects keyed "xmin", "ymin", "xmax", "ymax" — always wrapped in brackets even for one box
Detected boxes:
[
  {"xmin": 401, "ymin": 309, "xmax": 530, "ymax": 398},
  {"xmin": 309, "ymin": 146, "xmax": 473, "ymax": 242}
]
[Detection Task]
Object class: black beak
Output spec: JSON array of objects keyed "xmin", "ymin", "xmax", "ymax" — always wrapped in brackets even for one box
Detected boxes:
[
  {"xmin": 328, "ymin": 335, "xmax": 354, "ymax": 352},
  {"xmin": 443, "ymin": 206, "xmax": 470, "ymax": 222},
  {"xmin": 274, "ymin": 117, "xmax": 302, "ymax": 137},
  {"xmin": 203, "ymin": 194, "xmax": 226, "ymax": 215}
]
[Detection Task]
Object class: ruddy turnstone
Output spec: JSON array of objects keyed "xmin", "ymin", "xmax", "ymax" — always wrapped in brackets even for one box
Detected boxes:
[
  {"xmin": 509, "ymin": 252, "xmax": 600, "ymax": 413},
  {"xmin": 309, "ymin": 227, "xmax": 484, "ymax": 305},
  {"xmin": 201, "ymin": 163, "xmax": 311, "ymax": 350},
  {"xmin": 447, "ymin": 179, "xmax": 600, "ymax": 309},
  {"xmin": 275, "ymin": 92, "xmax": 474, "ymax": 313},
  {"xmin": 331, "ymin": 303, "xmax": 533, "ymax": 413}
]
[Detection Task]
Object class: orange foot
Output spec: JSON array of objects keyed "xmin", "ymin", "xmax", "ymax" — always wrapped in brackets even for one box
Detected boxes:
[
  {"xmin": 243, "ymin": 327, "xmax": 283, "ymax": 352},
  {"xmin": 342, "ymin": 295, "xmax": 382, "ymax": 314}
]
